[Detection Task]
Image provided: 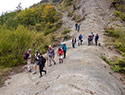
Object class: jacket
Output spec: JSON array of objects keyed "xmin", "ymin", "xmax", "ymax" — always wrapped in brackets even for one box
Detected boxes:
[
  {"xmin": 48, "ymin": 48, "xmax": 55, "ymax": 57},
  {"xmin": 72, "ymin": 38, "xmax": 76, "ymax": 44},
  {"xmin": 38, "ymin": 56, "xmax": 46, "ymax": 67},
  {"xmin": 61, "ymin": 44, "xmax": 67, "ymax": 52},
  {"xmin": 95, "ymin": 35, "xmax": 99, "ymax": 41},
  {"xmin": 58, "ymin": 49, "xmax": 63, "ymax": 56}
]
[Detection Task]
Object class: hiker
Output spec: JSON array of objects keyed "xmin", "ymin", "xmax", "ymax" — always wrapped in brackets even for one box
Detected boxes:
[
  {"xmin": 27, "ymin": 49, "xmax": 32, "ymax": 72},
  {"xmin": 88, "ymin": 35, "xmax": 92, "ymax": 46},
  {"xmin": 78, "ymin": 34, "xmax": 83, "ymax": 46},
  {"xmin": 57, "ymin": 47, "xmax": 64, "ymax": 63},
  {"xmin": 38, "ymin": 53, "xmax": 46, "ymax": 78},
  {"xmin": 91, "ymin": 32, "xmax": 94, "ymax": 41},
  {"xmin": 33, "ymin": 50, "xmax": 39, "ymax": 74},
  {"xmin": 61, "ymin": 42, "xmax": 67, "ymax": 59},
  {"xmin": 77, "ymin": 24, "xmax": 81, "ymax": 32},
  {"xmin": 47, "ymin": 45, "xmax": 56, "ymax": 66},
  {"xmin": 95, "ymin": 34, "xmax": 99, "ymax": 46},
  {"xmin": 72, "ymin": 36, "xmax": 76, "ymax": 48},
  {"xmin": 75, "ymin": 23, "xmax": 78, "ymax": 31}
]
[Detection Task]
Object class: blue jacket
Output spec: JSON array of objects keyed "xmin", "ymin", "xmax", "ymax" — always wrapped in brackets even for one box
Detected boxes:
[
  {"xmin": 79, "ymin": 35, "xmax": 83, "ymax": 40},
  {"xmin": 61, "ymin": 44, "xmax": 67, "ymax": 52},
  {"xmin": 95, "ymin": 35, "xmax": 99, "ymax": 41}
]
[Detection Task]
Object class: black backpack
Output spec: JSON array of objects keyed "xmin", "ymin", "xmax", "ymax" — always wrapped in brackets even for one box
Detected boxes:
[{"xmin": 23, "ymin": 52, "xmax": 29, "ymax": 60}]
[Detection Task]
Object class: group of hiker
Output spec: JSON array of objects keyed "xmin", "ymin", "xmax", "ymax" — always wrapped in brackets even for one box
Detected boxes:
[
  {"xmin": 72, "ymin": 32, "xmax": 99, "ymax": 48},
  {"xmin": 23, "ymin": 43, "xmax": 67, "ymax": 78},
  {"xmin": 75, "ymin": 23, "xmax": 81, "ymax": 32},
  {"xmin": 23, "ymin": 23, "xmax": 100, "ymax": 78}
]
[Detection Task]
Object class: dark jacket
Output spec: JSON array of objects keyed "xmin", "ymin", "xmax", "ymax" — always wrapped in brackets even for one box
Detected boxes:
[
  {"xmin": 38, "ymin": 56, "xmax": 46, "ymax": 67},
  {"xmin": 95, "ymin": 35, "xmax": 99, "ymax": 41},
  {"xmin": 72, "ymin": 38, "xmax": 76, "ymax": 44}
]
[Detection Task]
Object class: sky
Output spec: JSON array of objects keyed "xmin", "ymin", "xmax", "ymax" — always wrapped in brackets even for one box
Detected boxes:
[{"xmin": 0, "ymin": 0, "xmax": 41, "ymax": 15}]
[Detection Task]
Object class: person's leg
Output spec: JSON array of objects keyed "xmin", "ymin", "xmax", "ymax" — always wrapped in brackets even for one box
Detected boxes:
[
  {"xmin": 41, "ymin": 67, "xmax": 46, "ymax": 74},
  {"xmin": 49, "ymin": 57, "xmax": 52, "ymax": 66},
  {"xmin": 52, "ymin": 57, "xmax": 56, "ymax": 64},
  {"xmin": 27, "ymin": 60, "xmax": 31, "ymax": 72},
  {"xmin": 73, "ymin": 43, "xmax": 75, "ymax": 48},
  {"xmin": 96, "ymin": 40, "xmax": 98, "ymax": 45},
  {"xmin": 88, "ymin": 40, "xmax": 90, "ymax": 46},
  {"xmin": 39, "ymin": 65, "xmax": 42, "ymax": 77},
  {"xmin": 64, "ymin": 51, "xmax": 66, "ymax": 59}
]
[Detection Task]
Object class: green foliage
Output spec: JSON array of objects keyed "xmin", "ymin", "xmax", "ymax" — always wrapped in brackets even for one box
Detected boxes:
[
  {"xmin": 101, "ymin": 55, "xmax": 125, "ymax": 73},
  {"xmin": 62, "ymin": 29, "xmax": 71, "ymax": 35},
  {"xmin": 114, "ymin": 11, "xmax": 125, "ymax": 21},
  {"xmin": 0, "ymin": 12, "xmax": 18, "ymax": 29},
  {"xmin": 0, "ymin": 3, "xmax": 63, "ymax": 68},
  {"xmin": 100, "ymin": 56, "xmax": 112, "ymax": 65},
  {"xmin": 105, "ymin": 27, "xmax": 125, "ymax": 52},
  {"xmin": 64, "ymin": 0, "xmax": 74, "ymax": 6},
  {"xmin": 0, "ymin": 25, "xmax": 49, "ymax": 67}
]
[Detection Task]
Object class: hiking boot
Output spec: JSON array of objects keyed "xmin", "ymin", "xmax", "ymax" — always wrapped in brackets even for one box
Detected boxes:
[
  {"xmin": 54, "ymin": 62, "xmax": 56, "ymax": 65},
  {"xmin": 33, "ymin": 71, "xmax": 37, "ymax": 74},
  {"xmin": 49, "ymin": 64, "xmax": 52, "ymax": 67},
  {"xmin": 45, "ymin": 71, "xmax": 47, "ymax": 74},
  {"xmin": 39, "ymin": 75, "xmax": 42, "ymax": 78},
  {"xmin": 28, "ymin": 70, "xmax": 32, "ymax": 73}
]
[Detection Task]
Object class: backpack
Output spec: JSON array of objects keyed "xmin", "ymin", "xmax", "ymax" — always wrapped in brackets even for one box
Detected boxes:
[{"xmin": 23, "ymin": 52, "xmax": 29, "ymax": 60}]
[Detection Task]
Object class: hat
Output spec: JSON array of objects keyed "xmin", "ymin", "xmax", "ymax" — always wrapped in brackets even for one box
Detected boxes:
[
  {"xmin": 28, "ymin": 49, "xmax": 32, "ymax": 51},
  {"xmin": 49, "ymin": 45, "xmax": 51, "ymax": 48}
]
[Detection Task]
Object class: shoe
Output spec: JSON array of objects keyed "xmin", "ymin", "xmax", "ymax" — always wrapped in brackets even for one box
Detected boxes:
[
  {"xmin": 39, "ymin": 75, "xmax": 42, "ymax": 78},
  {"xmin": 54, "ymin": 62, "xmax": 56, "ymax": 65},
  {"xmin": 33, "ymin": 72, "xmax": 37, "ymax": 74},
  {"xmin": 28, "ymin": 70, "xmax": 32, "ymax": 73},
  {"xmin": 49, "ymin": 64, "xmax": 52, "ymax": 67},
  {"xmin": 45, "ymin": 71, "xmax": 47, "ymax": 74}
]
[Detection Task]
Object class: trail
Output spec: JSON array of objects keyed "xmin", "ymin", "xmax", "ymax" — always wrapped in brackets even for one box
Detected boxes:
[{"xmin": 0, "ymin": 0, "xmax": 125, "ymax": 95}]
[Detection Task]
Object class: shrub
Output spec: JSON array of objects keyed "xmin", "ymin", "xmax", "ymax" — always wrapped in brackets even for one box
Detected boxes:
[
  {"xmin": 62, "ymin": 29, "xmax": 71, "ymax": 35},
  {"xmin": 114, "ymin": 11, "xmax": 125, "ymax": 21}
]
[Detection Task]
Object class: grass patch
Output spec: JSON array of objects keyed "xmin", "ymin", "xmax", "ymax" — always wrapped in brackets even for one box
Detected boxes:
[
  {"xmin": 104, "ymin": 27, "xmax": 125, "ymax": 52},
  {"xmin": 101, "ymin": 55, "xmax": 125, "ymax": 74},
  {"xmin": 114, "ymin": 11, "xmax": 125, "ymax": 21},
  {"xmin": 61, "ymin": 29, "xmax": 71, "ymax": 35}
]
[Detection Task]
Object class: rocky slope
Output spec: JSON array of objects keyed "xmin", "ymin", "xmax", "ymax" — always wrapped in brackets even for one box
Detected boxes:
[{"xmin": 0, "ymin": 0, "xmax": 124, "ymax": 95}]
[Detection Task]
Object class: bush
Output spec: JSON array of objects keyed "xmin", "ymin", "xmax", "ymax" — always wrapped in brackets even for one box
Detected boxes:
[
  {"xmin": 0, "ymin": 25, "xmax": 49, "ymax": 67},
  {"xmin": 105, "ymin": 27, "xmax": 125, "ymax": 52},
  {"xmin": 62, "ymin": 29, "xmax": 71, "ymax": 35},
  {"xmin": 101, "ymin": 55, "xmax": 125, "ymax": 73},
  {"xmin": 114, "ymin": 11, "xmax": 125, "ymax": 21}
]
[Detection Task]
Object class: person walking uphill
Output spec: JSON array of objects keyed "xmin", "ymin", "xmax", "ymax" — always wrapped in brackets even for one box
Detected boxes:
[
  {"xmin": 33, "ymin": 50, "xmax": 39, "ymax": 74},
  {"xmin": 95, "ymin": 34, "xmax": 99, "ymax": 46},
  {"xmin": 38, "ymin": 53, "xmax": 46, "ymax": 78},
  {"xmin": 61, "ymin": 42, "xmax": 67, "ymax": 59},
  {"xmin": 78, "ymin": 34, "xmax": 83, "ymax": 46},
  {"xmin": 72, "ymin": 36, "xmax": 76, "ymax": 48},
  {"xmin": 77, "ymin": 24, "xmax": 81, "ymax": 32},
  {"xmin": 27, "ymin": 49, "xmax": 32, "ymax": 72},
  {"xmin": 75, "ymin": 23, "xmax": 78, "ymax": 31},
  {"xmin": 57, "ymin": 47, "xmax": 64, "ymax": 64},
  {"xmin": 47, "ymin": 45, "xmax": 56, "ymax": 66}
]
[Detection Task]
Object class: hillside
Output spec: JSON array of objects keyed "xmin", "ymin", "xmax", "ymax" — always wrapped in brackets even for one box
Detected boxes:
[{"xmin": 0, "ymin": 0, "xmax": 125, "ymax": 95}]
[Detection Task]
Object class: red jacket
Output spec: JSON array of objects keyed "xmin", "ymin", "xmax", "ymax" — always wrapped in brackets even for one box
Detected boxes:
[{"xmin": 58, "ymin": 49, "xmax": 63, "ymax": 56}]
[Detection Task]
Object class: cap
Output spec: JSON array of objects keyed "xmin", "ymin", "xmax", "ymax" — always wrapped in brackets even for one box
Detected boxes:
[
  {"xmin": 28, "ymin": 49, "xmax": 32, "ymax": 51},
  {"xmin": 49, "ymin": 45, "xmax": 51, "ymax": 48}
]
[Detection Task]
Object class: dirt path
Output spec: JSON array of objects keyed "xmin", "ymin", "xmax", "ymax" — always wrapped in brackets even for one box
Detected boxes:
[{"xmin": 0, "ymin": 0, "xmax": 124, "ymax": 95}]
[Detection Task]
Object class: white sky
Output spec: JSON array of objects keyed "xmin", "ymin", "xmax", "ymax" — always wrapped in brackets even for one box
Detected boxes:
[{"xmin": 0, "ymin": 0, "xmax": 41, "ymax": 14}]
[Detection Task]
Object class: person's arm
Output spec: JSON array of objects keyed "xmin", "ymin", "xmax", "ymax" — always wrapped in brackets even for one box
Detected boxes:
[{"xmin": 53, "ymin": 49, "xmax": 55, "ymax": 58}]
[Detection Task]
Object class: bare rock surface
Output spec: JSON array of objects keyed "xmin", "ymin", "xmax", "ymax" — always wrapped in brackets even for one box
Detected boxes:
[{"xmin": 0, "ymin": 0, "xmax": 125, "ymax": 95}]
